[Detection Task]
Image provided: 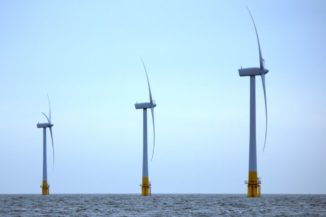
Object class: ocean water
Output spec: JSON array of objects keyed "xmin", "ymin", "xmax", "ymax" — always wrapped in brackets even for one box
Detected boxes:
[{"xmin": 0, "ymin": 194, "xmax": 325, "ymax": 217}]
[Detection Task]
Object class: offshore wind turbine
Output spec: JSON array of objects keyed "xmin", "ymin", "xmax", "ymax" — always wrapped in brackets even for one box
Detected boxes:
[
  {"xmin": 135, "ymin": 59, "xmax": 156, "ymax": 196},
  {"xmin": 239, "ymin": 9, "xmax": 269, "ymax": 197},
  {"xmin": 36, "ymin": 97, "xmax": 55, "ymax": 195}
]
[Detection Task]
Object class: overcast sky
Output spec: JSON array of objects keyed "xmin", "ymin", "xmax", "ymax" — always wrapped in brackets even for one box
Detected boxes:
[{"xmin": 0, "ymin": 0, "xmax": 325, "ymax": 194}]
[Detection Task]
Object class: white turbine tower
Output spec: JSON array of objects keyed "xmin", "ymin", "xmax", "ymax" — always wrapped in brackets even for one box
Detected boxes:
[
  {"xmin": 36, "ymin": 96, "xmax": 55, "ymax": 195},
  {"xmin": 239, "ymin": 8, "xmax": 269, "ymax": 198},
  {"xmin": 135, "ymin": 59, "xmax": 156, "ymax": 196}
]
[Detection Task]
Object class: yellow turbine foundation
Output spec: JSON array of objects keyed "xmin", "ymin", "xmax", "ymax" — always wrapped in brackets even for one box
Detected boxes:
[
  {"xmin": 247, "ymin": 171, "xmax": 260, "ymax": 197},
  {"xmin": 41, "ymin": 180, "xmax": 49, "ymax": 195},
  {"xmin": 141, "ymin": 176, "xmax": 151, "ymax": 196}
]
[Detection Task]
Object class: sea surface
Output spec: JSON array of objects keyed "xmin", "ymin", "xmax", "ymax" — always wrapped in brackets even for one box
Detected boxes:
[{"xmin": 0, "ymin": 194, "xmax": 325, "ymax": 217}]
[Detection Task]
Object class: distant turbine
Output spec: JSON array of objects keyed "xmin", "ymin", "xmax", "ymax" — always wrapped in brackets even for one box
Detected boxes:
[
  {"xmin": 135, "ymin": 59, "xmax": 156, "ymax": 196},
  {"xmin": 239, "ymin": 8, "xmax": 269, "ymax": 198},
  {"xmin": 36, "ymin": 96, "xmax": 55, "ymax": 196}
]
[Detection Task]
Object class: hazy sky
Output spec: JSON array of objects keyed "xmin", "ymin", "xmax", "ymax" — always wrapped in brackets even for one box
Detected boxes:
[{"xmin": 0, "ymin": 0, "xmax": 325, "ymax": 194}]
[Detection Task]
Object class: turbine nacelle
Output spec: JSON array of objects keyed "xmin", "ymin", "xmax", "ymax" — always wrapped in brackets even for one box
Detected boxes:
[
  {"xmin": 135, "ymin": 102, "xmax": 156, "ymax": 110},
  {"xmin": 239, "ymin": 67, "xmax": 269, "ymax": 77},
  {"xmin": 37, "ymin": 123, "xmax": 54, "ymax": 128}
]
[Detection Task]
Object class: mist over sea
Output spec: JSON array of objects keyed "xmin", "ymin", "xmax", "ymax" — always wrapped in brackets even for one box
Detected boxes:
[{"xmin": 1, "ymin": 194, "xmax": 325, "ymax": 216}]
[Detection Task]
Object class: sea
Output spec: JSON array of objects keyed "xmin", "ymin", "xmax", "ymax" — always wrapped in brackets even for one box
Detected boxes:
[{"xmin": 0, "ymin": 194, "xmax": 325, "ymax": 217}]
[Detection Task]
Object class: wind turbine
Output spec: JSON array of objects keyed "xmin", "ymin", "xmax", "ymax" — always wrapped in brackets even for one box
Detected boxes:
[
  {"xmin": 239, "ymin": 8, "xmax": 269, "ymax": 198},
  {"xmin": 135, "ymin": 59, "xmax": 156, "ymax": 196},
  {"xmin": 36, "ymin": 96, "xmax": 55, "ymax": 195}
]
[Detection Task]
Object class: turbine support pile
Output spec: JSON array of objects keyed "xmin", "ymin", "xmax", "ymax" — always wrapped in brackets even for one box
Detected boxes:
[
  {"xmin": 239, "ymin": 8, "xmax": 269, "ymax": 198},
  {"xmin": 37, "ymin": 96, "xmax": 55, "ymax": 196},
  {"xmin": 135, "ymin": 59, "xmax": 156, "ymax": 196}
]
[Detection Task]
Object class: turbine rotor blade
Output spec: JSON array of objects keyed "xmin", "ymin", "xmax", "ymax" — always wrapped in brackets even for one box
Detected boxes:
[
  {"xmin": 261, "ymin": 74, "xmax": 268, "ymax": 151},
  {"xmin": 42, "ymin": 112, "xmax": 50, "ymax": 123},
  {"xmin": 47, "ymin": 95, "xmax": 52, "ymax": 123},
  {"xmin": 49, "ymin": 127, "xmax": 55, "ymax": 167},
  {"xmin": 247, "ymin": 8, "xmax": 268, "ymax": 151},
  {"xmin": 150, "ymin": 107, "xmax": 156, "ymax": 161},
  {"xmin": 140, "ymin": 58, "xmax": 153, "ymax": 104},
  {"xmin": 247, "ymin": 7, "xmax": 264, "ymax": 69},
  {"xmin": 140, "ymin": 57, "xmax": 156, "ymax": 160}
]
